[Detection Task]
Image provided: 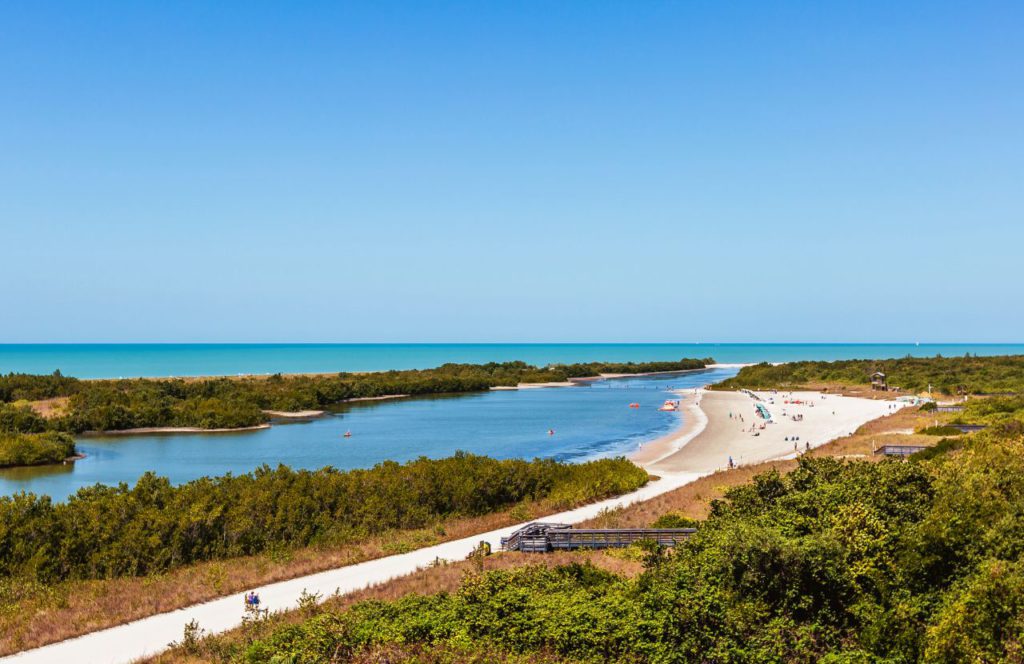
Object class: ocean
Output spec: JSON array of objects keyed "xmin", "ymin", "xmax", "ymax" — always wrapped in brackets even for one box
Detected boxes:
[{"xmin": 1, "ymin": 343, "xmax": 1022, "ymax": 379}]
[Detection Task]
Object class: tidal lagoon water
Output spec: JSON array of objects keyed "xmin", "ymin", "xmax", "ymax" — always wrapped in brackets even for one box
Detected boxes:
[
  {"xmin": 0, "ymin": 368, "xmax": 738, "ymax": 501},
  {"xmin": 2, "ymin": 343, "xmax": 1022, "ymax": 379}
]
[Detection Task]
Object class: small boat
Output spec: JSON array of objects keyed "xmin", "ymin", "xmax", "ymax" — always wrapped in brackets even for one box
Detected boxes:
[
  {"xmin": 343, "ymin": 431, "xmax": 352, "ymax": 438},
  {"xmin": 658, "ymin": 400, "xmax": 680, "ymax": 412}
]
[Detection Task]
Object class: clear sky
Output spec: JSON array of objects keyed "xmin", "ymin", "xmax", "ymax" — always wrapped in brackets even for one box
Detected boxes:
[{"xmin": 1, "ymin": 2, "xmax": 1021, "ymax": 343}]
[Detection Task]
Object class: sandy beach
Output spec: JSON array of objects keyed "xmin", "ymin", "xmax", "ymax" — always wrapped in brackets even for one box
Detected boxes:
[{"xmin": 635, "ymin": 389, "xmax": 900, "ymax": 474}]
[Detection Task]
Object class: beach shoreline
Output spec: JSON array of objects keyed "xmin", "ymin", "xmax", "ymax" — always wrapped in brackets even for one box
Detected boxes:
[
  {"xmin": 629, "ymin": 390, "xmax": 708, "ymax": 466},
  {"xmin": 634, "ymin": 389, "xmax": 900, "ymax": 475}
]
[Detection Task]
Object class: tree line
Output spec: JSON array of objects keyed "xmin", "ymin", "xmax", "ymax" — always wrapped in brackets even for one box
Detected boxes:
[
  {"xmin": 0, "ymin": 454, "xmax": 647, "ymax": 583},
  {"xmin": 0, "ymin": 359, "xmax": 711, "ymax": 434},
  {"xmin": 237, "ymin": 424, "xmax": 1024, "ymax": 663},
  {"xmin": 713, "ymin": 354, "xmax": 1024, "ymax": 395}
]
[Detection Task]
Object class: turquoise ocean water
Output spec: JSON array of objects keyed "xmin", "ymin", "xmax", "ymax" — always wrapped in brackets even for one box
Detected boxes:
[{"xmin": 1, "ymin": 343, "xmax": 1022, "ymax": 379}]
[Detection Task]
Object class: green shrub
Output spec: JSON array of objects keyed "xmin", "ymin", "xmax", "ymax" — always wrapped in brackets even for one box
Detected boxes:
[
  {"xmin": 0, "ymin": 431, "xmax": 75, "ymax": 468},
  {"xmin": 0, "ymin": 454, "xmax": 646, "ymax": 583},
  {"xmin": 917, "ymin": 425, "xmax": 965, "ymax": 436},
  {"xmin": 651, "ymin": 512, "xmax": 700, "ymax": 529}
]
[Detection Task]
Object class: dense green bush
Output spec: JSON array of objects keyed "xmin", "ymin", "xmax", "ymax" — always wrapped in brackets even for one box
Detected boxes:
[
  {"xmin": 917, "ymin": 425, "xmax": 965, "ymax": 436},
  {"xmin": 0, "ymin": 454, "xmax": 647, "ymax": 583},
  {"xmin": 0, "ymin": 432, "xmax": 75, "ymax": 468},
  {"xmin": 958, "ymin": 395, "xmax": 1024, "ymax": 425},
  {"xmin": 0, "ymin": 359, "xmax": 711, "ymax": 433},
  {"xmin": 0, "ymin": 404, "xmax": 47, "ymax": 434},
  {"xmin": 240, "ymin": 429, "xmax": 1024, "ymax": 663}
]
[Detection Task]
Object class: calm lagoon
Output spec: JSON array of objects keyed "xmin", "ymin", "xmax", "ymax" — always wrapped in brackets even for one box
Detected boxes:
[{"xmin": 0, "ymin": 368, "xmax": 738, "ymax": 501}]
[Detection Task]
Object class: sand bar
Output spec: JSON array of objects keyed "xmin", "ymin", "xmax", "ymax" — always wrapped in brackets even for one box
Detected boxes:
[{"xmin": 263, "ymin": 409, "xmax": 325, "ymax": 418}]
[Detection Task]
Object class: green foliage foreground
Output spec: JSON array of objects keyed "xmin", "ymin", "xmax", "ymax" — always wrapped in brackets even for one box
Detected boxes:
[
  {"xmin": 0, "ymin": 454, "xmax": 647, "ymax": 583},
  {"xmin": 240, "ymin": 429, "xmax": 1024, "ymax": 663}
]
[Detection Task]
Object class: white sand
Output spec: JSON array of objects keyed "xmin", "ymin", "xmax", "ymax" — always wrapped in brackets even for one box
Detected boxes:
[
  {"xmin": 262, "ymin": 409, "xmax": 325, "ymax": 418},
  {"xmin": 4, "ymin": 389, "xmax": 899, "ymax": 664},
  {"xmin": 644, "ymin": 390, "xmax": 900, "ymax": 474}
]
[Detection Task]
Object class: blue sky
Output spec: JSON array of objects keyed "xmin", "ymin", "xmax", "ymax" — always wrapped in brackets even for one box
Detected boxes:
[{"xmin": 1, "ymin": 2, "xmax": 1021, "ymax": 343}]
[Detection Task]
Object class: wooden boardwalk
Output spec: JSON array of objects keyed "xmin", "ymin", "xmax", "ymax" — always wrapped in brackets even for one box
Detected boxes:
[
  {"xmin": 501, "ymin": 523, "xmax": 697, "ymax": 553},
  {"xmin": 875, "ymin": 443, "xmax": 931, "ymax": 457}
]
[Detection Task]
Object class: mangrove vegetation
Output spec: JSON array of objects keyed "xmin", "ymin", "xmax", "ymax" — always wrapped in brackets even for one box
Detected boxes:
[
  {"xmin": 0, "ymin": 432, "xmax": 76, "ymax": 469},
  {"xmin": 0, "ymin": 454, "xmax": 647, "ymax": 583},
  {"xmin": 713, "ymin": 354, "xmax": 1024, "ymax": 395},
  {"xmin": 0, "ymin": 359, "xmax": 711, "ymax": 434}
]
